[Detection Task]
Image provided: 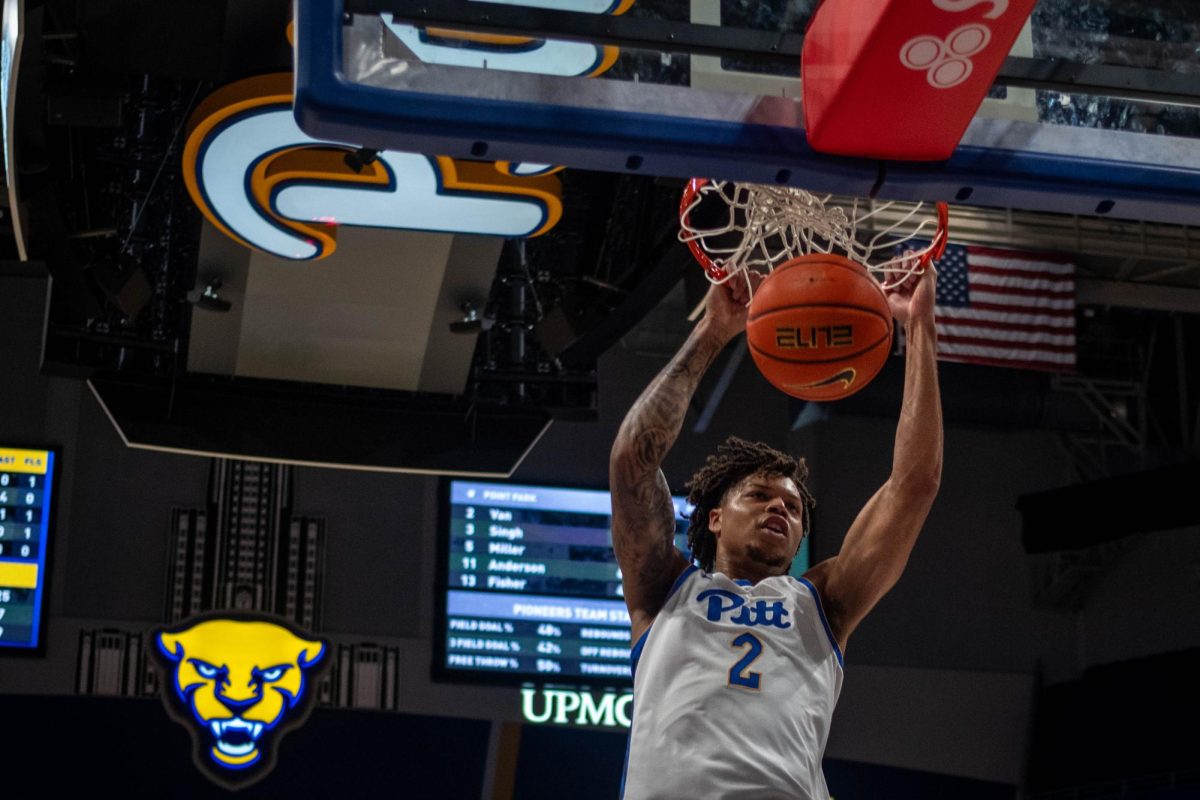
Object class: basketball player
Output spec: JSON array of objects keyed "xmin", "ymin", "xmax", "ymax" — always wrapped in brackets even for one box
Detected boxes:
[{"xmin": 610, "ymin": 267, "xmax": 942, "ymax": 799}]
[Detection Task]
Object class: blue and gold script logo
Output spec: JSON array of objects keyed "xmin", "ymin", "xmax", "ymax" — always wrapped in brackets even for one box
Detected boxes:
[
  {"xmin": 696, "ymin": 590, "xmax": 792, "ymax": 629},
  {"xmin": 182, "ymin": 73, "xmax": 564, "ymax": 261}
]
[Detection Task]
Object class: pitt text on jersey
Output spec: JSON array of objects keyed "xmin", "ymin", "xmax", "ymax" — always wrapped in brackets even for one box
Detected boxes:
[{"xmin": 696, "ymin": 590, "xmax": 792, "ymax": 629}]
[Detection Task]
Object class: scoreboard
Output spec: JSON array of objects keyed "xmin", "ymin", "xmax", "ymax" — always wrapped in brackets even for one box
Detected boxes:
[
  {"xmin": 439, "ymin": 480, "xmax": 690, "ymax": 683},
  {"xmin": 0, "ymin": 447, "xmax": 55, "ymax": 651}
]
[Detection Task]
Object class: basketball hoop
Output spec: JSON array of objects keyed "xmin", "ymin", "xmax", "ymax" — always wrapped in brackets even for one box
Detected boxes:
[{"xmin": 678, "ymin": 178, "xmax": 949, "ymax": 290}]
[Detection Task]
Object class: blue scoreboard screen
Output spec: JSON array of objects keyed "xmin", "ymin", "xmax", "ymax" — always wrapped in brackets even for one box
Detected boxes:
[
  {"xmin": 0, "ymin": 447, "xmax": 55, "ymax": 651},
  {"xmin": 438, "ymin": 479, "xmax": 808, "ymax": 685}
]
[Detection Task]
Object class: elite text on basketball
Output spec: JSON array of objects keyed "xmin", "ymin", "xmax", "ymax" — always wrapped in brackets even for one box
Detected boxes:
[{"xmin": 774, "ymin": 325, "xmax": 854, "ymax": 349}]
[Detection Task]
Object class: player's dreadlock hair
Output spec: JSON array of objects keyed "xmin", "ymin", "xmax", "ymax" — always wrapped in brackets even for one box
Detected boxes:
[{"xmin": 684, "ymin": 436, "xmax": 815, "ymax": 573}]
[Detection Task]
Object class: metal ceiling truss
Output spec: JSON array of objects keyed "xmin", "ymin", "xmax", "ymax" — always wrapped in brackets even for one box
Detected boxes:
[{"xmin": 1052, "ymin": 375, "xmax": 1148, "ymax": 481}]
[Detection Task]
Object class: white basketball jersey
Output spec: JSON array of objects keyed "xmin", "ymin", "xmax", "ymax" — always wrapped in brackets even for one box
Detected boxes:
[{"xmin": 621, "ymin": 566, "xmax": 844, "ymax": 800}]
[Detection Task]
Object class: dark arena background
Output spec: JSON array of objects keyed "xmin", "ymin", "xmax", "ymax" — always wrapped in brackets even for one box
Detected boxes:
[{"xmin": 1, "ymin": 0, "xmax": 1199, "ymax": 797}]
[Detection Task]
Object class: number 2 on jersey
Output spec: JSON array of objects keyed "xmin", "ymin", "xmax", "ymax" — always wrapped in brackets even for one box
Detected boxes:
[{"xmin": 728, "ymin": 632, "xmax": 764, "ymax": 690}]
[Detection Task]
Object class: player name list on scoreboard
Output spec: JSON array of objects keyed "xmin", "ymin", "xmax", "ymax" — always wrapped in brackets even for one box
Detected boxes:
[
  {"xmin": 0, "ymin": 448, "xmax": 55, "ymax": 650},
  {"xmin": 445, "ymin": 481, "xmax": 688, "ymax": 681}
]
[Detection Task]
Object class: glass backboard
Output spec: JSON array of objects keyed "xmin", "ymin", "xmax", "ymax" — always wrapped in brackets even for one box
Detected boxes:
[{"xmin": 293, "ymin": 0, "xmax": 1200, "ymax": 225}]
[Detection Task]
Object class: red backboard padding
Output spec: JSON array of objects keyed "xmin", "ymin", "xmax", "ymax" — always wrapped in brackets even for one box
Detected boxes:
[{"xmin": 802, "ymin": 0, "xmax": 1037, "ymax": 161}]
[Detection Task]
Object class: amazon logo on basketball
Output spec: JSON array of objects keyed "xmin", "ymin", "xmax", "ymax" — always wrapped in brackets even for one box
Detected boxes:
[{"xmin": 775, "ymin": 325, "xmax": 854, "ymax": 349}]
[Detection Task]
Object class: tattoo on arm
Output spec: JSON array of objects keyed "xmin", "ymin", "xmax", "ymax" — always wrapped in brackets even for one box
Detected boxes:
[
  {"xmin": 611, "ymin": 326, "xmax": 727, "ymax": 616},
  {"xmin": 617, "ymin": 332, "xmax": 724, "ymax": 475}
]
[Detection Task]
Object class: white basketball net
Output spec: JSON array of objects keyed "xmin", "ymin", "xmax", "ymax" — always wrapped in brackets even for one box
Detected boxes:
[{"xmin": 678, "ymin": 179, "xmax": 949, "ymax": 291}]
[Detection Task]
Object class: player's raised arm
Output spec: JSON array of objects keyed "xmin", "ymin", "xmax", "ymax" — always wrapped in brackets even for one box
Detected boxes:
[
  {"xmin": 610, "ymin": 275, "xmax": 758, "ymax": 642},
  {"xmin": 804, "ymin": 267, "xmax": 943, "ymax": 651}
]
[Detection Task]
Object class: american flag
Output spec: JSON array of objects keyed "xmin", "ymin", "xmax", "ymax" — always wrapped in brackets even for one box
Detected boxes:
[{"xmin": 926, "ymin": 243, "xmax": 1077, "ymax": 372}]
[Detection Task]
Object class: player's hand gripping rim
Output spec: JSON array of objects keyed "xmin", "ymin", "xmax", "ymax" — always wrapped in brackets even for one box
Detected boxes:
[
  {"xmin": 884, "ymin": 253, "xmax": 937, "ymax": 328},
  {"xmin": 702, "ymin": 269, "xmax": 766, "ymax": 344}
]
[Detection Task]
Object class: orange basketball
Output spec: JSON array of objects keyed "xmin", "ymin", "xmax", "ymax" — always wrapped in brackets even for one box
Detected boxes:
[{"xmin": 746, "ymin": 254, "xmax": 893, "ymax": 401}]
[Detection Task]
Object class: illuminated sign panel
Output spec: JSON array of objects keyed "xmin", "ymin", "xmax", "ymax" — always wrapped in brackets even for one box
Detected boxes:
[
  {"xmin": 383, "ymin": 15, "xmax": 617, "ymax": 78},
  {"xmin": 0, "ymin": 446, "xmax": 55, "ymax": 651},
  {"xmin": 184, "ymin": 0, "xmax": 658, "ymax": 261},
  {"xmin": 1, "ymin": 0, "xmax": 26, "ymax": 259},
  {"xmin": 380, "ymin": 0, "xmax": 632, "ymax": 78},
  {"xmin": 181, "ymin": 74, "xmax": 563, "ymax": 261},
  {"xmin": 440, "ymin": 480, "xmax": 690, "ymax": 684},
  {"xmin": 151, "ymin": 613, "xmax": 329, "ymax": 789},
  {"xmin": 438, "ymin": 479, "xmax": 810, "ymax": 685},
  {"xmin": 521, "ymin": 685, "xmax": 634, "ymax": 728}
]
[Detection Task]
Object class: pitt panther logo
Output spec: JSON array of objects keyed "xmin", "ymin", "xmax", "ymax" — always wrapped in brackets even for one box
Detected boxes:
[
  {"xmin": 776, "ymin": 325, "xmax": 854, "ymax": 349},
  {"xmin": 696, "ymin": 590, "xmax": 792, "ymax": 629},
  {"xmin": 151, "ymin": 613, "xmax": 329, "ymax": 789}
]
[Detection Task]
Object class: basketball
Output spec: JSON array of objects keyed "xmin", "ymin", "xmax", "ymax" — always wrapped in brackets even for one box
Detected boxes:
[{"xmin": 745, "ymin": 254, "xmax": 894, "ymax": 402}]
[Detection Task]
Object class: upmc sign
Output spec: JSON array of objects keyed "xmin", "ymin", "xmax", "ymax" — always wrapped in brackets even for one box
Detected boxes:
[{"xmin": 521, "ymin": 686, "xmax": 633, "ymax": 729}]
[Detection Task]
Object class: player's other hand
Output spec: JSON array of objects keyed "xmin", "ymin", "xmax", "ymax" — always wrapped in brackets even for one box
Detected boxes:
[
  {"xmin": 885, "ymin": 257, "xmax": 936, "ymax": 328},
  {"xmin": 701, "ymin": 270, "xmax": 765, "ymax": 344}
]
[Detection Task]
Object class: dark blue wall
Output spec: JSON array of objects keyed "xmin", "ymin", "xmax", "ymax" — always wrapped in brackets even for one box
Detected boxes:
[{"xmin": 0, "ymin": 694, "xmax": 489, "ymax": 797}]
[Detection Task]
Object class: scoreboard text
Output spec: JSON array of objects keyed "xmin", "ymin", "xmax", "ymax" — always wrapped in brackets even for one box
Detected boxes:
[
  {"xmin": 0, "ymin": 447, "xmax": 54, "ymax": 650},
  {"xmin": 443, "ymin": 481, "xmax": 689, "ymax": 682}
]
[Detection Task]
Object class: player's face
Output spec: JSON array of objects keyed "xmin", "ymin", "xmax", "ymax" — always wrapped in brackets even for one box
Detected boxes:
[{"xmin": 708, "ymin": 472, "xmax": 805, "ymax": 574}]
